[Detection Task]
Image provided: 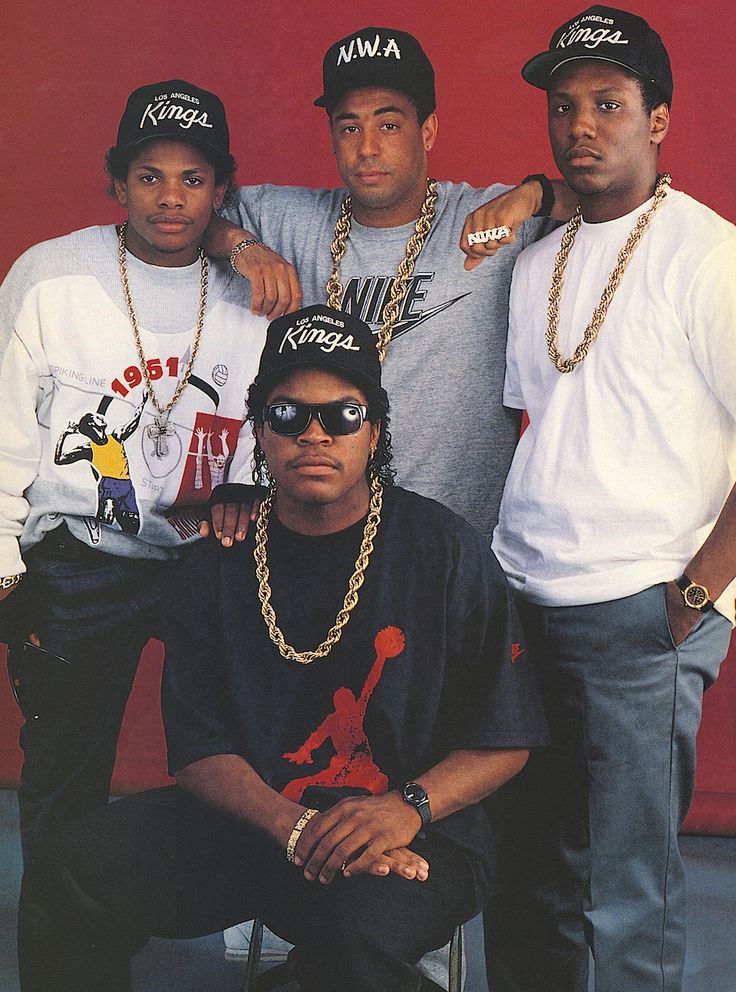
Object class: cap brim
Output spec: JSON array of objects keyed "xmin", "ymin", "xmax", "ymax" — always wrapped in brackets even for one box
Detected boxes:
[
  {"xmin": 115, "ymin": 132, "xmax": 229, "ymax": 161},
  {"xmin": 522, "ymin": 49, "xmax": 643, "ymax": 90},
  {"xmin": 254, "ymin": 359, "xmax": 380, "ymax": 400},
  {"xmin": 313, "ymin": 67, "xmax": 430, "ymax": 111}
]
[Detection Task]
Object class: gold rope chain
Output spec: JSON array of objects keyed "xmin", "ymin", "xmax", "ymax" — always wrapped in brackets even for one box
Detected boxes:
[
  {"xmin": 118, "ymin": 221, "xmax": 209, "ymax": 419},
  {"xmin": 326, "ymin": 178, "xmax": 438, "ymax": 363},
  {"xmin": 546, "ymin": 173, "xmax": 672, "ymax": 374},
  {"xmin": 254, "ymin": 476, "xmax": 384, "ymax": 664}
]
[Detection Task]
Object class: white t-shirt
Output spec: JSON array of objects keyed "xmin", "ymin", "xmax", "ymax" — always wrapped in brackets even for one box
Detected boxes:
[{"xmin": 492, "ymin": 189, "xmax": 736, "ymax": 619}]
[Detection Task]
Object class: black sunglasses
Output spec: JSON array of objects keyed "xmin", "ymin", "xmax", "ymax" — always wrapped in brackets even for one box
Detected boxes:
[{"xmin": 264, "ymin": 402, "xmax": 369, "ymax": 436}]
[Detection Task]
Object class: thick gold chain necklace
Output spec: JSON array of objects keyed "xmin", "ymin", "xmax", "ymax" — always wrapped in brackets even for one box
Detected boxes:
[
  {"xmin": 117, "ymin": 221, "xmax": 208, "ymax": 456},
  {"xmin": 546, "ymin": 173, "xmax": 671, "ymax": 374},
  {"xmin": 254, "ymin": 476, "xmax": 383, "ymax": 664},
  {"xmin": 327, "ymin": 178, "xmax": 438, "ymax": 363}
]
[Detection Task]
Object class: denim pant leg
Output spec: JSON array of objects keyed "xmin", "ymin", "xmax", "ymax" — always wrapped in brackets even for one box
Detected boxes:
[
  {"xmin": 10, "ymin": 529, "xmax": 169, "ymax": 854},
  {"xmin": 264, "ymin": 832, "xmax": 485, "ymax": 992},
  {"xmin": 8, "ymin": 528, "xmax": 172, "ymax": 992},
  {"xmin": 486, "ymin": 585, "xmax": 731, "ymax": 992}
]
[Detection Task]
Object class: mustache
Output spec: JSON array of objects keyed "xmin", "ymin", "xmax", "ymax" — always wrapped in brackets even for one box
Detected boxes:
[
  {"xmin": 148, "ymin": 214, "xmax": 194, "ymax": 224},
  {"xmin": 285, "ymin": 455, "xmax": 342, "ymax": 469},
  {"xmin": 350, "ymin": 161, "xmax": 391, "ymax": 176},
  {"xmin": 564, "ymin": 146, "xmax": 602, "ymax": 161}
]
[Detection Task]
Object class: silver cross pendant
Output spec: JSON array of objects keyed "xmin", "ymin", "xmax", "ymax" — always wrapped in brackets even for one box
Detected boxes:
[{"xmin": 146, "ymin": 415, "xmax": 176, "ymax": 458}]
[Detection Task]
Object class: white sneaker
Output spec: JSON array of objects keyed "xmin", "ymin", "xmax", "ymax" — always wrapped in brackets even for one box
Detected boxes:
[
  {"xmin": 223, "ymin": 922, "xmax": 462, "ymax": 989},
  {"xmin": 223, "ymin": 921, "xmax": 293, "ymax": 963}
]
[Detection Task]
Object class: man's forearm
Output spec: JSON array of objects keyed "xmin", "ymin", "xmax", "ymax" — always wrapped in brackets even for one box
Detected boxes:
[
  {"xmin": 460, "ymin": 176, "xmax": 576, "ymax": 270},
  {"xmin": 289, "ymin": 746, "xmax": 530, "ymax": 884},
  {"xmin": 201, "ymin": 214, "xmax": 303, "ymax": 318},
  {"xmin": 176, "ymin": 753, "xmax": 304, "ymax": 848},
  {"xmin": 203, "ymin": 213, "xmax": 259, "ymax": 259},
  {"xmin": 516, "ymin": 177, "xmax": 578, "ymax": 223},
  {"xmin": 414, "ymin": 747, "xmax": 529, "ymax": 822},
  {"xmin": 683, "ymin": 481, "xmax": 736, "ymax": 601},
  {"xmin": 548, "ymin": 179, "xmax": 578, "ymax": 222},
  {"xmin": 664, "ymin": 480, "xmax": 736, "ymax": 644}
]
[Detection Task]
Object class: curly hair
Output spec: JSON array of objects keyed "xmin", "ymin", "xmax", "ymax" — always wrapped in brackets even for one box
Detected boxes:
[
  {"xmin": 104, "ymin": 139, "xmax": 239, "ymax": 209},
  {"xmin": 246, "ymin": 376, "xmax": 396, "ymax": 488}
]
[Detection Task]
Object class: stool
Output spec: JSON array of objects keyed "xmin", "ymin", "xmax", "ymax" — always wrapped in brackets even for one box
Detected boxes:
[{"xmin": 241, "ymin": 917, "xmax": 464, "ymax": 991}]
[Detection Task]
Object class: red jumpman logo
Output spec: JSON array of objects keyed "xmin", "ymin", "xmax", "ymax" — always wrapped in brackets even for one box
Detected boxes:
[{"xmin": 280, "ymin": 626, "xmax": 406, "ymax": 802}]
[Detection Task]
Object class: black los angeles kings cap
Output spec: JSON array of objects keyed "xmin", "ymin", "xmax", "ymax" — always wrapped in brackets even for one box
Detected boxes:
[
  {"xmin": 522, "ymin": 6, "xmax": 673, "ymax": 104},
  {"xmin": 114, "ymin": 79, "xmax": 230, "ymax": 158},
  {"xmin": 254, "ymin": 305, "xmax": 382, "ymax": 397}
]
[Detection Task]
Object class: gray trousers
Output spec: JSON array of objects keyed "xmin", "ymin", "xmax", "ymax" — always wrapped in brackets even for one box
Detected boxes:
[{"xmin": 485, "ymin": 583, "xmax": 732, "ymax": 992}]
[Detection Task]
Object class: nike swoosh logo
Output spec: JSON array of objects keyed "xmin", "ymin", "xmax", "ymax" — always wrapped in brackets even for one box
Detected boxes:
[{"xmin": 380, "ymin": 294, "xmax": 471, "ymax": 340}]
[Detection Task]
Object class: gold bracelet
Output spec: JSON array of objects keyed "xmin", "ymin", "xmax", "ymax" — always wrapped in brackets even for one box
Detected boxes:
[
  {"xmin": 229, "ymin": 238, "xmax": 264, "ymax": 274},
  {"xmin": 285, "ymin": 808, "xmax": 319, "ymax": 863},
  {"xmin": 0, "ymin": 573, "xmax": 24, "ymax": 591}
]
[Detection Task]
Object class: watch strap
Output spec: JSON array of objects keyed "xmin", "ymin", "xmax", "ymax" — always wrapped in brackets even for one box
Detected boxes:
[
  {"xmin": 521, "ymin": 173, "xmax": 555, "ymax": 218},
  {"xmin": 402, "ymin": 782, "xmax": 432, "ymax": 826},
  {"xmin": 675, "ymin": 573, "xmax": 713, "ymax": 612}
]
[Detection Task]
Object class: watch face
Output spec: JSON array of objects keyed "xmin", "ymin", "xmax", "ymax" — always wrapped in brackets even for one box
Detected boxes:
[
  {"xmin": 403, "ymin": 783, "xmax": 427, "ymax": 804},
  {"xmin": 685, "ymin": 585, "xmax": 708, "ymax": 609}
]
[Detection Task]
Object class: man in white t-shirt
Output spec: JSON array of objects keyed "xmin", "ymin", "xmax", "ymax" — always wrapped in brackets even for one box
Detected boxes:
[{"xmin": 488, "ymin": 6, "xmax": 736, "ymax": 992}]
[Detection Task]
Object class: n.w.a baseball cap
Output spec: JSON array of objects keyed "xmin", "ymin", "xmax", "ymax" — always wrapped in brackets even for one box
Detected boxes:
[
  {"xmin": 253, "ymin": 305, "xmax": 382, "ymax": 397},
  {"xmin": 114, "ymin": 79, "xmax": 230, "ymax": 158},
  {"xmin": 522, "ymin": 6, "xmax": 673, "ymax": 104},
  {"xmin": 314, "ymin": 27, "xmax": 436, "ymax": 119}
]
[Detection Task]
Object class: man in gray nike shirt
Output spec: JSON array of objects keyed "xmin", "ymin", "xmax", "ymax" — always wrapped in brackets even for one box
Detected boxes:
[{"xmin": 211, "ymin": 26, "xmax": 573, "ymax": 539}]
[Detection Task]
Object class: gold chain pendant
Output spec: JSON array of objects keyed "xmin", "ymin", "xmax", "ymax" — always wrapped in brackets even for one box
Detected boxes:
[
  {"xmin": 118, "ymin": 222, "xmax": 208, "ymax": 455},
  {"xmin": 254, "ymin": 476, "xmax": 384, "ymax": 664},
  {"xmin": 327, "ymin": 178, "xmax": 438, "ymax": 363},
  {"xmin": 545, "ymin": 173, "xmax": 671, "ymax": 374}
]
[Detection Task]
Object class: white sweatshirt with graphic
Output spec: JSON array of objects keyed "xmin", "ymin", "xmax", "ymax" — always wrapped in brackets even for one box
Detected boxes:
[{"xmin": 0, "ymin": 225, "xmax": 267, "ymax": 576}]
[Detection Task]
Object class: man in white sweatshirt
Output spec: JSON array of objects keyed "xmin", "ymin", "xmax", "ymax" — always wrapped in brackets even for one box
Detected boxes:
[{"xmin": 0, "ymin": 78, "xmax": 268, "ymax": 990}]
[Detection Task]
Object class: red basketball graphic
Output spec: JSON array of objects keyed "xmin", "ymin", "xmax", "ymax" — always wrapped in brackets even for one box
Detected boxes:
[
  {"xmin": 281, "ymin": 625, "xmax": 407, "ymax": 802},
  {"xmin": 375, "ymin": 625, "xmax": 405, "ymax": 659}
]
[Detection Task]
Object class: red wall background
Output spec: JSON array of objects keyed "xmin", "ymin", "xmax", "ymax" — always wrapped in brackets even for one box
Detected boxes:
[
  {"xmin": 1, "ymin": 1, "xmax": 735, "ymax": 830},
  {"xmin": 1, "ymin": 0, "xmax": 734, "ymax": 279}
]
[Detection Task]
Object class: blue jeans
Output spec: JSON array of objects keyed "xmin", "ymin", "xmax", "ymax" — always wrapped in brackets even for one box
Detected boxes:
[
  {"xmin": 4, "ymin": 525, "xmax": 175, "ymax": 991},
  {"xmin": 484, "ymin": 584, "xmax": 732, "ymax": 992}
]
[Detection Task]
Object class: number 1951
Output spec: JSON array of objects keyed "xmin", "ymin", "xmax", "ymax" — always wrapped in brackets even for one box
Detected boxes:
[{"xmin": 111, "ymin": 357, "xmax": 180, "ymax": 397}]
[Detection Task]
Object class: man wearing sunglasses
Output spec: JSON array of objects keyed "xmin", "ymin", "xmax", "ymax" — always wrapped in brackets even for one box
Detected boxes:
[{"xmin": 40, "ymin": 304, "xmax": 548, "ymax": 992}]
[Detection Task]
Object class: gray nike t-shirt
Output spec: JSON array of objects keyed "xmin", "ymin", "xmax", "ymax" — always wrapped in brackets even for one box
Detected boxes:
[{"xmin": 225, "ymin": 182, "xmax": 546, "ymax": 537}]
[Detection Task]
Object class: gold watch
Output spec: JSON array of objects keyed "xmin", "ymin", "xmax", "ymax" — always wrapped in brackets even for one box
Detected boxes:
[{"xmin": 675, "ymin": 574, "xmax": 713, "ymax": 612}]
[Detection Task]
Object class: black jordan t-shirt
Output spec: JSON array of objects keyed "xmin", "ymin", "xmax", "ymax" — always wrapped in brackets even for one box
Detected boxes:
[{"xmin": 161, "ymin": 486, "xmax": 548, "ymax": 872}]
